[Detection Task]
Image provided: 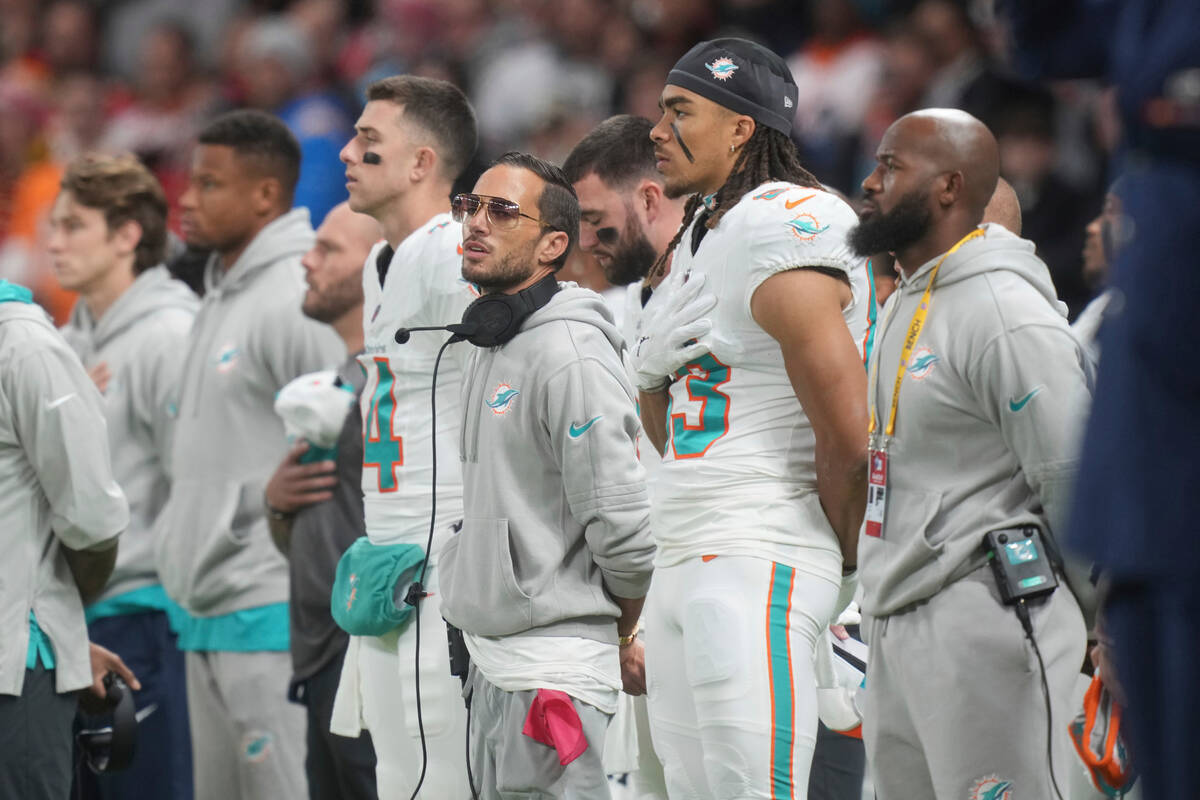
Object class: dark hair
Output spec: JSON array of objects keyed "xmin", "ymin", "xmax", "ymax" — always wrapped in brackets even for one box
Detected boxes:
[
  {"xmin": 492, "ymin": 152, "xmax": 579, "ymax": 270},
  {"xmin": 366, "ymin": 76, "xmax": 478, "ymax": 182},
  {"xmin": 651, "ymin": 126, "xmax": 822, "ymax": 278},
  {"xmin": 61, "ymin": 152, "xmax": 168, "ymax": 274},
  {"xmin": 562, "ymin": 115, "xmax": 658, "ymax": 188},
  {"xmin": 197, "ymin": 110, "xmax": 301, "ymax": 205}
]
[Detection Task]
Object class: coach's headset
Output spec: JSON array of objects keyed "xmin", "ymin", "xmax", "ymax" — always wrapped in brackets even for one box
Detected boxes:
[
  {"xmin": 76, "ymin": 672, "xmax": 140, "ymax": 775},
  {"xmin": 394, "ymin": 270, "xmax": 559, "ymax": 348},
  {"xmin": 390, "ymin": 270, "xmax": 559, "ymax": 800}
]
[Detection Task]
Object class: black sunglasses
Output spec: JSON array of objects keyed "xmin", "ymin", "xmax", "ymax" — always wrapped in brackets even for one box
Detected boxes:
[{"xmin": 451, "ymin": 193, "xmax": 547, "ymax": 230}]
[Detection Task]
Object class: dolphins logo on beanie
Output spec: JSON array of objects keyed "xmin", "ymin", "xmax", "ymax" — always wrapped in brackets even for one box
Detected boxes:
[{"xmin": 668, "ymin": 38, "xmax": 799, "ymax": 137}]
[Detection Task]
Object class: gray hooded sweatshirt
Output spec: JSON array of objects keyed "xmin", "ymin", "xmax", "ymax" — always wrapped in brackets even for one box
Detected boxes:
[
  {"xmin": 860, "ymin": 224, "xmax": 1093, "ymax": 618},
  {"xmin": 61, "ymin": 266, "xmax": 197, "ymax": 605},
  {"xmin": 155, "ymin": 209, "xmax": 344, "ymax": 617},
  {"xmin": 0, "ymin": 295, "xmax": 128, "ymax": 694},
  {"xmin": 438, "ymin": 285, "xmax": 655, "ymax": 644}
]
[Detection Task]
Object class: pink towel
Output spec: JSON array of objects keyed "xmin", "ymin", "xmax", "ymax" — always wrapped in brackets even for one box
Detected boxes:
[{"xmin": 521, "ymin": 689, "xmax": 588, "ymax": 766}]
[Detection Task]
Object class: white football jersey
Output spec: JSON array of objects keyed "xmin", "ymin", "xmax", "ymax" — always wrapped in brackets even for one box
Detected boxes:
[
  {"xmin": 360, "ymin": 213, "xmax": 477, "ymax": 545},
  {"xmin": 652, "ymin": 182, "xmax": 873, "ymax": 578}
]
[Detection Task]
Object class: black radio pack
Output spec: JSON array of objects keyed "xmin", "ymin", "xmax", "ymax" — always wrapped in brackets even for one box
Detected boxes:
[{"xmin": 982, "ymin": 526, "xmax": 1058, "ymax": 605}]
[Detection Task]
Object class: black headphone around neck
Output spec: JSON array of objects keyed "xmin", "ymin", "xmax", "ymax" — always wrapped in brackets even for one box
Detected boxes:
[{"xmin": 458, "ymin": 272, "xmax": 560, "ymax": 348}]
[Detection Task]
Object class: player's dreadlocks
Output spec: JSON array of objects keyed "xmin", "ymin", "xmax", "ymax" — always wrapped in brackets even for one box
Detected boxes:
[{"xmin": 650, "ymin": 125, "xmax": 822, "ymax": 278}]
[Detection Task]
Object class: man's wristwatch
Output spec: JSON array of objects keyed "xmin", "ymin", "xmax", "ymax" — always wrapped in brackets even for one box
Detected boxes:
[{"xmin": 618, "ymin": 621, "xmax": 641, "ymax": 647}]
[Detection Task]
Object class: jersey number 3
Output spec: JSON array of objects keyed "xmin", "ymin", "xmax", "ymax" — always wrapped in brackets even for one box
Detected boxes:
[
  {"xmin": 364, "ymin": 357, "xmax": 403, "ymax": 491},
  {"xmin": 669, "ymin": 352, "xmax": 731, "ymax": 459}
]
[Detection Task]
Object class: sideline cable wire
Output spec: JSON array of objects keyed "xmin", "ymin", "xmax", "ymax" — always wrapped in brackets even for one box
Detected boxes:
[
  {"xmin": 1015, "ymin": 598, "xmax": 1066, "ymax": 800},
  {"xmin": 404, "ymin": 334, "xmax": 456, "ymax": 800}
]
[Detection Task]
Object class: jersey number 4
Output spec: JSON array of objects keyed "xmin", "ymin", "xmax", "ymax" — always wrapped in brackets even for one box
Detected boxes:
[
  {"xmin": 669, "ymin": 352, "xmax": 731, "ymax": 459},
  {"xmin": 363, "ymin": 357, "xmax": 403, "ymax": 491}
]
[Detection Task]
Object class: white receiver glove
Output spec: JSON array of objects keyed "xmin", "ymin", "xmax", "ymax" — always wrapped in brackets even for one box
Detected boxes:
[{"xmin": 630, "ymin": 269, "xmax": 719, "ymax": 392}]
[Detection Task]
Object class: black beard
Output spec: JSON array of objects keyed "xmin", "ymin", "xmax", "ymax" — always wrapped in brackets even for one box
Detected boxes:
[
  {"xmin": 604, "ymin": 221, "xmax": 658, "ymax": 286},
  {"xmin": 849, "ymin": 190, "xmax": 933, "ymax": 257},
  {"xmin": 464, "ymin": 243, "xmax": 538, "ymax": 294}
]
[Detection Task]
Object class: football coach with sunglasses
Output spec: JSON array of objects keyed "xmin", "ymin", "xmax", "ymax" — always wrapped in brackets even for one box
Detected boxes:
[{"xmin": 437, "ymin": 152, "xmax": 655, "ymax": 798}]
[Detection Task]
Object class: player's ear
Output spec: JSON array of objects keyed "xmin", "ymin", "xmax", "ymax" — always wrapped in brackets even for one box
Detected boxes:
[
  {"xmin": 410, "ymin": 146, "xmax": 437, "ymax": 184},
  {"xmin": 730, "ymin": 115, "xmax": 756, "ymax": 150},
  {"xmin": 939, "ymin": 171, "xmax": 964, "ymax": 209},
  {"xmin": 638, "ymin": 178, "xmax": 663, "ymax": 221},
  {"xmin": 254, "ymin": 177, "xmax": 283, "ymax": 215}
]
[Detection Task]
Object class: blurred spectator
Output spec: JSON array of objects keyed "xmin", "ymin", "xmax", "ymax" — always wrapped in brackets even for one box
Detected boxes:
[
  {"xmin": 235, "ymin": 15, "xmax": 354, "ymax": 226},
  {"xmin": 6, "ymin": 73, "xmax": 113, "ymax": 323},
  {"xmin": 469, "ymin": 1, "xmax": 613, "ymax": 155},
  {"xmin": 103, "ymin": 21, "xmax": 218, "ymax": 224},
  {"xmin": 620, "ymin": 55, "xmax": 674, "ymax": 122},
  {"xmin": 909, "ymin": 0, "xmax": 1022, "ymax": 131},
  {"xmin": 787, "ymin": 0, "xmax": 885, "ymax": 191},
  {"xmin": 39, "ymin": 0, "xmax": 99, "ymax": 78},
  {"xmin": 995, "ymin": 86, "xmax": 1098, "ymax": 317},
  {"xmin": 102, "ymin": 0, "xmax": 242, "ymax": 81},
  {"xmin": 0, "ymin": 0, "xmax": 41, "ymax": 84},
  {"xmin": 856, "ymin": 25, "xmax": 936, "ymax": 185}
]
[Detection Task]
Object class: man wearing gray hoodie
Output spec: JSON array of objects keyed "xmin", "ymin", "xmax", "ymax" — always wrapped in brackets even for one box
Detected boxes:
[
  {"xmin": 51, "ymin": 153, "xmax": 198, "ymax": 799},
  {"xmin": 157, "ymin": 110, "xmax": 344, "ymax": 800},
  {"xmin": 851, "ymin": 109, "xmax": 1091, "ymax": 800},
  {"xmin": 438, "ymin": 152, "xmax": 655, "ymax": 798}
]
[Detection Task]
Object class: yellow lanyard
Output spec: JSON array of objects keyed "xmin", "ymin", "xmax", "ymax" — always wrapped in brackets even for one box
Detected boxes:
[{"xmin": 868, "ymin": 229, "xmax": 984, "ymax": 439}]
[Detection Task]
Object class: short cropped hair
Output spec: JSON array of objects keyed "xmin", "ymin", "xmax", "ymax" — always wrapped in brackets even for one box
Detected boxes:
[
  {"xmin": 492, "ymin": 152, "xmax": 579, "ymax": 271},
  {"xmin": 197, "ymin": 109, "xmax": 301, "ymax": 205},
  {"xmin": 366, "ymin": 76, "xmax": 478, "ymax": 182},
  {"xmin": 562, "ymin": 115, "xmax": 659, "ymax": 189},
  {"xmin": 61, "ymin": 153, "xmax": 168, "ymax": 274}
]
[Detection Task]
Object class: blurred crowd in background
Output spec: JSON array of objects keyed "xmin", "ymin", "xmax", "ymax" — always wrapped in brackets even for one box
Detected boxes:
[{"xmin": 0, "ymin": 0, "xmax": 1112, "ymax": 324}]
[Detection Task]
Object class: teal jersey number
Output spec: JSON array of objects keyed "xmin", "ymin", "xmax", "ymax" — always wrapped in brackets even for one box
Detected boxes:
[
  {"xmin": 668, "ymin": 352, "xmax": 732, "ymax": 459},
  {"xmin": 364, "ymin": 357, "xmax": 403, "ymax": 492}
]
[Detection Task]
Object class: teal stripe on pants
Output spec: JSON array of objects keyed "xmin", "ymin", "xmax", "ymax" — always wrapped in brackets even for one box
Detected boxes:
[{"xmin": 767, "ymin": 563, "xmax": 796, "ymax": 799}]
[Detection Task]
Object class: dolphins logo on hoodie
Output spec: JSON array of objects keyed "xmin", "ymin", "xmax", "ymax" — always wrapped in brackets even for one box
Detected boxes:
[
  {"xmin": 906, "ymin": 346, "xmax": 938, "ymax": 380},
  {"xmin": 968, "ymin": 776, "xmax": 1013, "ymax": 800},
  {"xmin": 486, "ymin": 382, "xmax": 520, "ymax": 416}
]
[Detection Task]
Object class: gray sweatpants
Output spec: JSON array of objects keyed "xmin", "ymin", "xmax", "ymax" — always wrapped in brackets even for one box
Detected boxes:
[
  {"xmin": 467, "ymin": 664, "xmax": 613, "ymax": 799},
  {"xmin": 862, "ymin": 568, "xmax": 1087, "ymax": 800},
  {"xmin": 186, "ymin": 650, "xmax": 307, "ymax": 800}
]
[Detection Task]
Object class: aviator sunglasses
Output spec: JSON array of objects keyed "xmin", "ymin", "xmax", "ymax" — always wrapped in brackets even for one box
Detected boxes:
[{"xmin": 451, "ymin": 193, "xmax": 548, "ymax": 230}]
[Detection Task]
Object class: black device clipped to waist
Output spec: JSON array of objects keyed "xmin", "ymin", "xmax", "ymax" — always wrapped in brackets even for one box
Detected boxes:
[
  {"xmin": 76, "ymin": 673, "xmax": 139, "ymax": 774},
  {"xmin": 982, "ymin": 526, "xmax": 1058, "ymax": 605}
]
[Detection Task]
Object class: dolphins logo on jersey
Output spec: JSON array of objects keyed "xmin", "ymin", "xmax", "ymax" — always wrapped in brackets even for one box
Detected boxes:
[
  {"xmin": 214, "ymin": 343, "xmax": 240, "ymax": 373},
  {"xmin": 705, "ymin": 57, "xmax": 738, "ymax": 81},
  {"xmin": 906, "ymin": 346, "xmax": 938, "ymax": 380},
  {"xmin": 486, "ymin": 382, "xmax": 520, "ymax": 415},
  {"xmin": 786, "ymin": 213, "xmax": 830, "ymax": 241},
  {"xmin": 968, "ymin": 775, "xmax": 1013, "ymax": 800}
]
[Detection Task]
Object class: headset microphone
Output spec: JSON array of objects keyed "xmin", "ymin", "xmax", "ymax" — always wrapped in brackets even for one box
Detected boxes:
[{"xmin": 394, "ymin": 322, "xmax": 478, "ymax": 345}]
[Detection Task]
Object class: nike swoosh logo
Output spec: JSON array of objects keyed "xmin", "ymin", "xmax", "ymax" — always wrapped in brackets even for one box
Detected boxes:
[
  {"xmin": 46, "ymin": 393, "xmax": 76, "ymax": 410},
  {"xmin": 785, "ymin": 194, "xmax": 815, "ymax": 209},
  {"xmin": 1008, "ymin": 386, "xmax": 1042, "ymax": 412},
  {"xmin": 568, "ymin": 416, "xmax": 602, "ymax": 438}
]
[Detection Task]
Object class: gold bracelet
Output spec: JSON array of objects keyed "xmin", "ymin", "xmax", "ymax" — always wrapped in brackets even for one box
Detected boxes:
[{"xmin": 618, "ymin": 621, "xmax": 641, "ymax": 647}]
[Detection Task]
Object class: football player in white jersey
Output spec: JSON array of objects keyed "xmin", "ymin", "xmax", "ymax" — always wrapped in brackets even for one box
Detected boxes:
[
  {"xmin": 329, "ymin": 75, "xmax": 479, "ymax": 798},
  {"xmin": 633, "ymin": 39, "xmax": 871, "ymax": 799}
]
